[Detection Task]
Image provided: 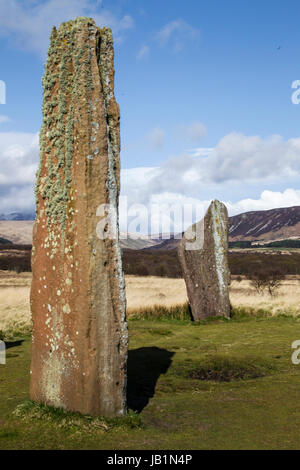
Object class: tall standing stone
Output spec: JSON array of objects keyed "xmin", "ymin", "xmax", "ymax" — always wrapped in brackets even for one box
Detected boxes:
[
  {"xmin": 178, "ymin": 200, "xmax": 231, "ymax": 321},
  {"xmin": 30, "ymin": 18, "xmax": 128, "ymax": 417}
]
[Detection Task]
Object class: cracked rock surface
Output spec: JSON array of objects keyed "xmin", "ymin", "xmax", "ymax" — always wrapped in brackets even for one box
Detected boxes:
[
  {"xmin": 30, "ymin": 17, "xmax": 127, "ymax": 417},
  {"xmin": 178, "ymin": 200, "xmax": 231, "ymax": 321}
]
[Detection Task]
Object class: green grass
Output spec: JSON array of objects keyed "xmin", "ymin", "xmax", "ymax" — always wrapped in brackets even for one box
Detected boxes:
[
  {"xmin": 0, "ymin": 324, "xmax": 32, "ymax": 342},
  {"xmin": 185, "ymin": 355, "xmax": 275, "ymax": 382},
  {"xmin": 14, "ymin": 400, "xmax": 142, "ymax": 433},
  {"xmin": 128, "ymin": 303, "xmax": 191, "ymax": 322},
  {"xmin": 1, "ymin": 311, "xmax": 300, "ymax": 449}
]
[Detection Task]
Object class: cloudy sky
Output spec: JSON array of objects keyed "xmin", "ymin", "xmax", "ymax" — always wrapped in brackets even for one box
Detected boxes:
[{"xmin": 1, "ymin": 0, "xmax": 300, "ymax": 232}]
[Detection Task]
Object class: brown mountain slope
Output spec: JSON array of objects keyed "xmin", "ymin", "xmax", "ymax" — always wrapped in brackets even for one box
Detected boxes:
[
  {"xmin": 147, "ymin": 205, "xmax": 300, "ymax": 250},
  {"xmin": 0, "ymin": 221, "xmax": 159, "ymax": 249},
  {"xmin": 0, "ymin": 221, "xmax": 34, "ymax": 245},
  {"xmin": 229, "ymin": 205, "xmax": 300, "ymax": 242}
]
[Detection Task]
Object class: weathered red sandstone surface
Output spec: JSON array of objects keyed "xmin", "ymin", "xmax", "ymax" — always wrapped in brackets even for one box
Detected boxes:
[{"xmin": 30, "ymin": 17, "xmax": 127, "ymax": 417}]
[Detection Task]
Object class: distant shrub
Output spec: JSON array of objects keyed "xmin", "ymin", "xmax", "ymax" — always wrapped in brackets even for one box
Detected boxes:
[
  {"xmin": 122, "ymin": 249, "xmax": 182, "ymax": 278},
  {"xmin": 0, "ymin": 245, "xmax": 32, "ymax": 272},
  {"xmin": 265, "ymin": 239, "xmax": 300, "ymax": 248},
  {"xmin": 229, "ymin": 241, "xmax": 252, "ymax": 249},
  {"xmin": 249, "ymin": 268, "xmax": 284, "ymax": 297},
  {"xmin": 155, "ymin": 265, "xmax": 167, "ymax": 277},
  {"xmin": 229, "ymin": 252, "xmax": 297, "ymax": 276},
  {"xmin": 2, "ymin": 244, "xmax": 300, "ymax": 278},
  {"xmin": 135, "ymin": 264, "xmax": 149, "ymax": 276},
  {"xmin": 123, "ymin": 248, "xmax": 300, "ymax": 278}
]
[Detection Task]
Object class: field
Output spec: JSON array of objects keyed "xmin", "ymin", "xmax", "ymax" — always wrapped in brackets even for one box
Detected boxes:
[
  {"xmin": 1, "ymin": 272, "xmax": 300, "ymax": 333},
  {"xmin": 1, "ymin": 271, "xmax": 300, "ymax": 449}
]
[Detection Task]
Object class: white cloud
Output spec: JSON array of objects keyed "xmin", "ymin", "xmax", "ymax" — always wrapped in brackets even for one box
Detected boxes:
[
  {"xmin": 187, "ymin": 121, "xmax": 207, "ymax": 142},
  {"xmin": 145, "ymin": 132, "xmax": 300, "ymax": 198},
  {"xmin": 156, "ymin": 19, "xmax": 200, "ymax": 52},
  {"xmin": 0, "ymin": 132, "xmax": 39, "ymax": 213},
  {"xmin": 211, "ymin": 132, "xmax": 300, "ymax": 183},
  {"xmin": 0, "ymin": 135, "xmax": 38, "ymax": 190},
  {"xmin": 1, "ymin": 130, "xmax": 300, "ymax": 231},
  {"xmin": 0, "ymin": 184, "xmax": 36, "ymax": 214},
  {"xmin": 120, "ymin": 171, "xmax": 300, "ymax": 233},
  {"xmin": 137, "ymin": 45, "xmax": 150, "ymax": 60},
  {"xmin": 190, "ymin": 147, "xmax": 214, "ymax": 157},
  {"xmin": 0, "ymin": 0, "xmax": 134, "ymax": 56},
  {"xmin": 176, "ymin": 121, "xmax": 207, "ymax": 144},
  {"xmin": 119, "ymin": 131, "xmax": 300, "ymax": 232},
  {"xmin": 136, "ymin": 18, "xmax": 199, "ymax": 64},
  {"xmin": 0, "ymin": 115, "xmax": 11, "ymax": 124},
  {"xmin": 226, "ymin": 189, "xmax": 300, "ymax": 215},
  {"xmin": 120, "ymin": 168, "xmax": 300, "ymax": 233},
  {"xmin": 147, "ymin": 127, "xmax": 165, "ymax": 150}
]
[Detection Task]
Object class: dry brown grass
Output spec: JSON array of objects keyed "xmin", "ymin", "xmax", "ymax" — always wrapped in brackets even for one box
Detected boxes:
[
  {"xmin": 125, "ymin": 275, "xmax": 187, "ymax": 311},
  {"xmin": 0, "ymin": 270, "xmax": 32, "ymax": 288},
  {"xmin": 0, "ymin": 271, "xmax": 32, "ymax": 332},
  {"xmin": 126, "ymin": 276, "xmax": 300, "ymax": 317},
  {"xmin": 1, "ymin": 272, "xmax": 300, "ymax": 333},
  {"xmin": 230, "ymin": 277, "xmax": 300, "ymax": 316}
]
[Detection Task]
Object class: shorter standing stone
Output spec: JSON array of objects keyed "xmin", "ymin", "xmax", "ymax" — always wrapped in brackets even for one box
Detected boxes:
[{"xmin": 178, "ymin": 200, "xmax": 231, "ymax": 321}]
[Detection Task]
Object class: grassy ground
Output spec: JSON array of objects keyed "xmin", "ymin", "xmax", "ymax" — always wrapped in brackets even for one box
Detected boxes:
[{"xmin": 1, "ymin": 312, "xmax": 300, "ymax": 450}]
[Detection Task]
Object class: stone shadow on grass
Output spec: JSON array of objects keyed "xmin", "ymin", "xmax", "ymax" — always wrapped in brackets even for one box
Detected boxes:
[
  {"xmin": 127, "ymin": 347, "xmax": 174, "ymax": 413},
  {"xmin": 5, "ymin": 340, "xmax": 24, "ymax": 350}
]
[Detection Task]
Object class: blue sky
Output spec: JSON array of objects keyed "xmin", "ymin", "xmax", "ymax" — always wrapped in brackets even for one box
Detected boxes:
[{"xmin": 1, "ymin": 0, "xmax": 300, "ymax": 231}]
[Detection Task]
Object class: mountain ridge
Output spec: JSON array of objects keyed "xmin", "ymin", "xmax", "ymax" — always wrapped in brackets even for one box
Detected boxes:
[
  {"xmin": 0, "ymin": 212, "xmax": 35, "ymax": 221},
  {"xmin": 0, "ymin": 205, "xmax": 300, "ymax": 248},
  {"xmin": 145, "ymin": 205, "xmax": 300, "ymax": 250}
]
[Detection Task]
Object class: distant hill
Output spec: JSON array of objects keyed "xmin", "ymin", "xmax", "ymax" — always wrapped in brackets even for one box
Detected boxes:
[
  {"xmin": 119, "ymin": 232, "xmax": 160, "ymax": 250},
  {"xmin": 0, "ymin": 221, "xmax": 34, "ymax": 245},
  {"xmin": 0, "ymin": 212, "xmax": 35, "ymax": 221},
  {"xmin": 145, "ymin": 205, "xmax": 300, "ymax": 250},
  {"xmin": 0, "ymin": 236, "xmax": 12, "ymax": 245},
  {"xmin": 229, "ymin": 205, "xmax": 300, "ymax": 242},
  {"xmin": 0, "ymin": 221, "xmax": 160, "ymax": 249},
  {"xmin": 1, "ymin": 205, "xmax": 300, "ymax": 248},
  {"xmin": 144, "ymin": 234, "xmax": 182, "ymax": 251}
]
